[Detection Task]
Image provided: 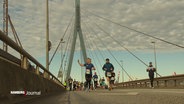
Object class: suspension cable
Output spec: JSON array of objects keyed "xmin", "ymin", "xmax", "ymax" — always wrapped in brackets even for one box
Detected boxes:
[
  {"xmin": 59, "ymin": 19, "xmax": 74, "ymax": 71},
  {"xmin": 94, "ymin": 22, "xmax": 162, "ymax": 77},
  {"xmin": 95, "ymin": 23, "xmax": 149, "ymax": 67},
  {"xmin": 59, "ymin": 24, "xmax": 73, "ymax": 71},
  {"xmin": 81, "ymin": 11, "xmax": 162, "ymax": 77},
  {"xmin": 49, "ymin": 14, "xmax": 74, "ymax": 65},
  {"xmin": 83, "ymin": 27, "xmax": 106, "ymax": 60},
  {"xmin": 82, "ymin": 9, "xmax": 184, "ymax": 49},
  {"xmin": 86, "ymin": 43, "xmax": 102, "ymax": 79},
  {"xmin": 60, "ymin": 24, "xmax": 74, "ymax": 81},
  {"xmin": 8, "ymin": 15, "xmax": 22, "ymax": 48},
  {"xmin": 82, "ymin": 27, "xmax": 102, "ymax": 78},
  {"xmin": 82, "ymin": 20, "xmax": 134, "ymax": 80}
]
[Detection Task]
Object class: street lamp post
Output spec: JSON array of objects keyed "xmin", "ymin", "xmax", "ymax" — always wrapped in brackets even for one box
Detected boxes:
[
  {"xmin": 46, "ymin": 0, "xmax": 49, "ymax": 72},
  {"xmin": 120, "ymin": 60, "xmax": 124, "ymax": 82},
  {"xmin": 3, "ymin": 0, "xmax": 8, "ymax": 52},
  {"xmin": 117, "ymin": 71, "xmax": 120, "ymax": 83},
  {"xmin": 151, "ymin": 41, "xmax": 158, "ymax": 77}
]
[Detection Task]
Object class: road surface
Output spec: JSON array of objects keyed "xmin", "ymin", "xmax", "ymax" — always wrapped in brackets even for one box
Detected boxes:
[{"xmin": 16, "ymin": 89, "xmax": 184, "ymax": 104}]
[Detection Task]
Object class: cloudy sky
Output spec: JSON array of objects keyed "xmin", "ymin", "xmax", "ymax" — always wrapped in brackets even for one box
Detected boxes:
[{"xmin": 0, "ymin": 0, "xmax": 184, "ymax": 81}]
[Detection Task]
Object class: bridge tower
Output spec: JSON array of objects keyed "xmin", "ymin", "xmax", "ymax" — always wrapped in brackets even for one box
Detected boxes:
[{"xmin": 66, "ymin": 0, "xmax": 87, "ymax": 80}]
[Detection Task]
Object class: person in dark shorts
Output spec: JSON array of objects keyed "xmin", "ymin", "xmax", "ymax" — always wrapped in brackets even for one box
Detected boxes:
[
  {"xmin": 68, "ymin": 77, "xmax": 73, "ymax": 91},
  {"xmin": 93, "ymin": 72, "xmax": 98, "ymax": 90},
  {"xmin": 110, "ymin": 71, "xmax": 115, "ymax": 86},
  {"xmin": 78, "ymin": 58, "xmax": 95, "ymax": 92},
  {"xmin": 102, "ymin": 58, "xmax": 114, "ymax": 90},
  {"xmin": 73, "ymin": 79, "xmax": 77, "ymax": 91},
  {"xmin": 146, "ymin": 62, "xmax": 156, "ymax": 88}
]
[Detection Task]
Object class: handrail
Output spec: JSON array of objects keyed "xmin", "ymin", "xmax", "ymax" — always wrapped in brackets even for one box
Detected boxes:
[
  {"xmin": 0, "ymin": 48, "xmax": 21, "ymax": 65},
  {"xmin": 0, "ymin": 30, "xmax": 63, "ymax": 86},
  {"xmin": 116, "ymin": 74, "xmax": 184, "ymax": 88}
]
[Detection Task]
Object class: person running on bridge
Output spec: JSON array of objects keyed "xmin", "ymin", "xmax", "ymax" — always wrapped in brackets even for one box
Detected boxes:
[
  {"xmin": 68, "ymin": 77, "xmax": 73, "ymax": 91},
  {"xmin": 146, "ymin": 62, "xmax": 156, "ymax": 88},
  {"xmin": 78, "ymin": 58, "xmax": 95, "ymax": 92},
  {"xmin": 110, "ymin": 71, "xmax": 116, "ymax": 88},
  {"xmin": 101, "ymin": 77, "xmax": 106, "ymax": 88},
  {"xmin": 93, "ymin": 72, "xmax": 98, "ymax": 90},
  {"xmin": 64, "ymin": 80, "xmax": 67, "ymax": 89},
  {"xmin": 102, "ymin": 58, "xmax": 114, "ymax": 90},
  {"xmin": 73, "ymin": 79, "xmax": 77, "ymax": 91}
]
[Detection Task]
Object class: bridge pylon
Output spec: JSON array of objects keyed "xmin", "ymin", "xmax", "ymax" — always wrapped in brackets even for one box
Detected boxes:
[{"xmin": 66, "ymin": 0, "xmax": 87, "ymax": 80}]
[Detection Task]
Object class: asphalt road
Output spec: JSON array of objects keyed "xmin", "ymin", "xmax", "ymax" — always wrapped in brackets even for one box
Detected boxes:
[{"xmin": 16, "ymin": 89, "xmax": 184, "ymax": 104}]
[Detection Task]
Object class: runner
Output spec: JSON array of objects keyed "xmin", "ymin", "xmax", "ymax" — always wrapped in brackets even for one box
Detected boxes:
[
  {"xmin": 93, "ymin": 72, "xmax": 98, "ymax": 90},
  {"xmin": 73, "ymin": 79, "xmax": 77, "ymax": 91},
  {"xmin": 146, "ymin": 62, "xmax": 156, "ymax": 88},
  {"xmin": 80, "ymin": 82, "xmax": 84, "ymax": 91},
  {"xmin": 64, "ymin": 80, "xmax": 67, "ymax": 89},
  {"xmin": 102, "ymin": 58, "xmax": 114, "ymax": 90},
  {"xmin": 78, "ymin": 58, "xmax": 95, "ymax": 92},
  {"xmin": 68, "ymin": 77, "xmax": 73, "ymax": 91},
  {"xmin": 101, "ymin": 77, "xmax": 106, "ymax": 88},
  {"xmin": 110, "ymin": 71, "xmax": 116, "ymax": 88}
]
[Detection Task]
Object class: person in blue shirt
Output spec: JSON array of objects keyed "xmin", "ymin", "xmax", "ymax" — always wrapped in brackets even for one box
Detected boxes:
[
  {"xmin": 78, "ymin": 58, "xmax": 95, "ymax": 92},
  {"xmin": 102, "ymin": 58, "xmax": 114, "ymax": 90},
  {"xmin": 93, "ymin": 72, "xmax": 98, "ymax": 89}
]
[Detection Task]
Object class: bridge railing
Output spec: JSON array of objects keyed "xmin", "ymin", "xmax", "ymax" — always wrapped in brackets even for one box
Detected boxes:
[
  {"xmin": 116, "ymin": 74, "xmax": 184, "ymax": 89},
  {"xmin": 0, "ymin": 30, "xmax": 63, "ymax": 87}
]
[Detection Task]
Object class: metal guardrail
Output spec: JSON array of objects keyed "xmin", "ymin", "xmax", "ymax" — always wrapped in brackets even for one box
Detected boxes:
[
  {"xmin": 0, "ymin": 30, "xmax": 63, "ymax": 87},
  {"xmin": 116, "ymin": 74, "xmax": 184, "ymax": 88}
]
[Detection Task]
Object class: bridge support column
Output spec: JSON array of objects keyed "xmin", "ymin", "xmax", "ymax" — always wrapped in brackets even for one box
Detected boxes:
[
  {"xmin": 35, "ymin": 66, "xmax": 40, "ymax": 75},
  {"xmin": 21, "ymin": 56, "xmax": 27, "ymax": 69},
  {"xmin": 43, "ymin": 71, "xmax": 49, "ymax": 79}
]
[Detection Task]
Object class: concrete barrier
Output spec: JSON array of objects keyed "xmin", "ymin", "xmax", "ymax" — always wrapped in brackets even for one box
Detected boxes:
[{"xmin": 0, "ymin": 57, "xmax": 65, "ymax": 103}]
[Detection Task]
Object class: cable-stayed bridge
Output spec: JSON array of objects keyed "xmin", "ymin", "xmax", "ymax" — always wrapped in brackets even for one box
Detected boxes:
[{"xmin": 0, "ymin": 0, "xmax": 184, "ymax": 104}]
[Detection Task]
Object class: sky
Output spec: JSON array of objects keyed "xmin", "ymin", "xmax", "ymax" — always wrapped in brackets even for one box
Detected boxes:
[{"xmin": 0, "ymin": 0, "xmax": 184, "ymax": 82}]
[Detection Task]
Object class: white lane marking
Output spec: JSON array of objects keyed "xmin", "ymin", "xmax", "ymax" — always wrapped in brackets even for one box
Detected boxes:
[
  {"xmin": 153, "ymin": 90, "xmax": 184, "ymax": 94},
  {"xmin": 110, "ymin": 89, "xmax": 184, "ymax": 94},
  {"xmin": 97, "ymin": 92, "xmax": 138, "ymax": 96}
]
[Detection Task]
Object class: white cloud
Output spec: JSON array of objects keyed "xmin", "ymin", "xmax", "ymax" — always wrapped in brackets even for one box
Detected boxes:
[{"xmin": 0, "ymin": 0, "xmax": 184, "ymax": 58}]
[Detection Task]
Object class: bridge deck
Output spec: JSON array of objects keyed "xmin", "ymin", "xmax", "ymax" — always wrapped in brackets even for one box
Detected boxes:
[{"xmin": 16, "ymin": 89, "xmax": 184, "ymax": 104}]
